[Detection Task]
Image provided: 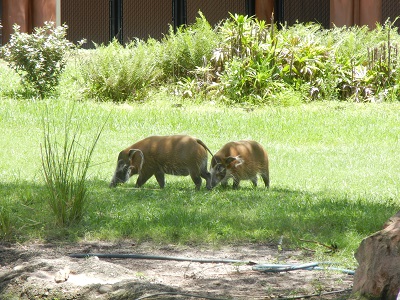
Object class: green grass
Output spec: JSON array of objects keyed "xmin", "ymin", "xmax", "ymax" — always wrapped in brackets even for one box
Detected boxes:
[
  {"xmin": 1, "ymin": 19, "xmax": 399, "ymax": 271},
  {"xmin": 0, "ymin": 95, "xmax": 399, "ymax": 267}
]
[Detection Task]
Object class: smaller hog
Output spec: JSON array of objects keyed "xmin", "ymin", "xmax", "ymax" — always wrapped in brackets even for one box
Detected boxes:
[
  {"xmin": 109, "ymin": 135, "xmax": 213, "ymax": 190},
  {"xmin": 210, "ymin": 140, "xmax": 269, "ymax": 189}
]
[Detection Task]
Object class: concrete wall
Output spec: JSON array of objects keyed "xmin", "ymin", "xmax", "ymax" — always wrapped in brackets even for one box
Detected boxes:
[
  {"xmin": 1, "ymin": 0, "xmax": 55, "ymax": 43},
  {"xmin": 330, "ymin": 0, "xmax": 382, "ymax": 28}
]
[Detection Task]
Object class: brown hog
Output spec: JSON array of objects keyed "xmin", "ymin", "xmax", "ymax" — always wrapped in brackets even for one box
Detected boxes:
[
  {"xmin": 109, "ymin": 135, "xmax": 213, "ymax": 190},
  {"xmin": 210, "ymin": 140, "xmax": 269, "ymax": 189}
]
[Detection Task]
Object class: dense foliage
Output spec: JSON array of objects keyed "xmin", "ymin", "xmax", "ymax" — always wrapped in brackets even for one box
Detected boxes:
[
  {"xmin": 1, "ymin": 14, "xmax": 400, "ymax": 104},
  {"xmin": 207, "ymin": 15, "xmax": 400, "ymax": 104},
  {"xmin": 76, "ymin": 14, "xmax": 400, "ymax": 104}
]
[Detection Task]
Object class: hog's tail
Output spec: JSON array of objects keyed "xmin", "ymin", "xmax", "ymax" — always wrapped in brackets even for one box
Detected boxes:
[{"xmin": 196, "ymin": 139, "xmax": 214, "ymax": 157}]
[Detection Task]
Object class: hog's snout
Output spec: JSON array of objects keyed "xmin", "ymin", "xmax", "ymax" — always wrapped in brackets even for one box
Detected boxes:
[
  {"xmin": 109, "ymin": 160, "xmax": 131, "ymax": 188},
  {"xmin": 109, "ymin": 180, "xmax": 117, "ymax": 188}
]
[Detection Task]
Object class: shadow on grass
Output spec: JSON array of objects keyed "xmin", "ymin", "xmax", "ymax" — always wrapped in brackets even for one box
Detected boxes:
[
  {"xmin": 0, "ymin": 179, "xmax": 397, "ymax": 250},
  {"xmin": 0, "ymin": 180, "xmax": 87, "ymax": 243},
  {"xmin": 86, "ymin": 180, "xmax": 398, "ymax": 249}
]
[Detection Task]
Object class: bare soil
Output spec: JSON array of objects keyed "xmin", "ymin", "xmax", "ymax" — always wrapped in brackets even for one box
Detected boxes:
[{"xmin": 0, "ymin": 241, "xmax": 353, "ymax": 299}]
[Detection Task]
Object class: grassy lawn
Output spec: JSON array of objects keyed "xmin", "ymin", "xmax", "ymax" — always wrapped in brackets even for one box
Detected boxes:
[{"xmin": 1, "ymin": 96, "xmax": 399, "ymax": 267}]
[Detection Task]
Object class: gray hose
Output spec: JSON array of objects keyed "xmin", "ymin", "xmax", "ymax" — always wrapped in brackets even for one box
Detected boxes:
[
  {"xmin": 69, "ymin": 253, "xmax": 255, "ymax": 264},
  {"xmin": 252, "ymin": 262, "xmax": 355, "ymax": 275},
  {"xmin": 69, "ymin": 253, "xmax": 355, "ymax": 274}
]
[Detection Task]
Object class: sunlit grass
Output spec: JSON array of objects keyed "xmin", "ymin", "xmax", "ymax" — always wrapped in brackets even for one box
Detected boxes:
[{"xmin": 0, "ymin": 97, "xmax": 399, "ymax": 267}]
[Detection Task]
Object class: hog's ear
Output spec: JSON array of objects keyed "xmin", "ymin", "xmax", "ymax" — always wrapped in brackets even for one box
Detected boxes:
[
  {"xmin": 128, "ymin": 149, "xmax": 138, "ymax": 160},
  {"xmin": 224, "ymin": 155, "xmax": 244, "ymax": 168},
  {"xmin": 211, "ymin": 156, "xmax": 219, "ymax": 167},
  {"xmin": 216, "ymin": 163, "xmax": 225, "ymax": 173},
  {"xmin": 128, "ymin": 149, "xmax": 144, "ymax": 174}
]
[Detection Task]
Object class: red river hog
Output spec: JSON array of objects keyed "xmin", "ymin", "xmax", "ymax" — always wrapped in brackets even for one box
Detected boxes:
[
  {"xmin": 110, "ymin": 135, "xmax": 213, "ymax": 190},
  {"xmin": 210, "ymin": 140, "xmax": 269, "ymax": 189}
]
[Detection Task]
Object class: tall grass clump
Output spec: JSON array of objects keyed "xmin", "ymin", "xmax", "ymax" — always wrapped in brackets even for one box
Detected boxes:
[
  {"xmin": 0, "ymin": 202, "xmax": 13, "ymax": 241},
  {"xmin": 41, "ymin": 105, "xmax": 105, "ymax": 227},
  {"xmin": 0, "ymin": 22, "xmax": 75, "ymax": 98},
  {"xmin": 80, "ymin": 39, "xmax": 162, "ymax": 102}
]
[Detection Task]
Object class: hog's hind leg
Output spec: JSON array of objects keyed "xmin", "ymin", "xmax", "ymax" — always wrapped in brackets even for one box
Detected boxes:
[
  {"xmin": 251, "ymin": 176, "xmax": 258, "ymax": 187},
  {"xmin": 155, "ymin": 171, "xmax": 166, "ymax": 188},
  {"xmin": 232, "ymin": 177, "xmax": 240, "ymax": 189},
  {"xmin": 261, "ymin": 171, "xmax": 269, "ymax": 188}
]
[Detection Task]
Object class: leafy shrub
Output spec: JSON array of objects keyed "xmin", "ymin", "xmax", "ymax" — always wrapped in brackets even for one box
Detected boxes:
[
  {"xmin": 80, "ymin": 12, "xmax": 218, "ymax": 102},
  {"xmin": 80, "ymin": 39, "xmax": 162, "ymax": 102},
  {"xmin": 1, "ymin": 22, "xmax": 74, "ymax": 98},
  {"xmin": 357, "ymin": 22, "xmax": 399, "ymax": 101}
]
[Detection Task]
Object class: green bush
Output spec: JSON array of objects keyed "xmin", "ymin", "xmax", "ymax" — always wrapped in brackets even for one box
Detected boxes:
[
  {"xmin": 160, "ymin": 12, "xmax": 220, "ymax": 80},
  {"xmin": 277, "ymin": 23, "xmax": 330, "ymax": 97},
  {"xmin": 1, "ymin": 22, "xmax": 74, "ymax": 98},
  {"xmin": 78, "ymin": 12, "xmax": 218, "ymax": 102},
  {"xmin": 80, "ymin": 39, "xmax": 162, "ymax": 102}
]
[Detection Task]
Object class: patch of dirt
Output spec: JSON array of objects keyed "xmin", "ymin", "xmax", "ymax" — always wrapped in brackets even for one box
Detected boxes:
[{"xmin": 0, "ymin": 241, "xmax": 353, "ymax": 299}]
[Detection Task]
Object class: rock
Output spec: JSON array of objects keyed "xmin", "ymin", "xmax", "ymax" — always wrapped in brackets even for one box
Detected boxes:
[
  {"xmin": 54, "ymin": 266, "xmax": 70, "ymax": 283},
  {"xmin": 98, "ymin": 284, "xmax": 113, "ymax": 294},
  {"xmin": 353, "ymin": 211, "xmax": 400, "ymax": 299},
  {"xmin": 13, "ymin": 265, "xmax": 25, "ymax": 272}
]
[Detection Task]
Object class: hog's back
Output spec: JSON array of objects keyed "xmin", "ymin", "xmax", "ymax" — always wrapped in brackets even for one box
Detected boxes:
[{"xmin": 134, "ymin": 135, "xmax": 208, "ymax": 175}]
